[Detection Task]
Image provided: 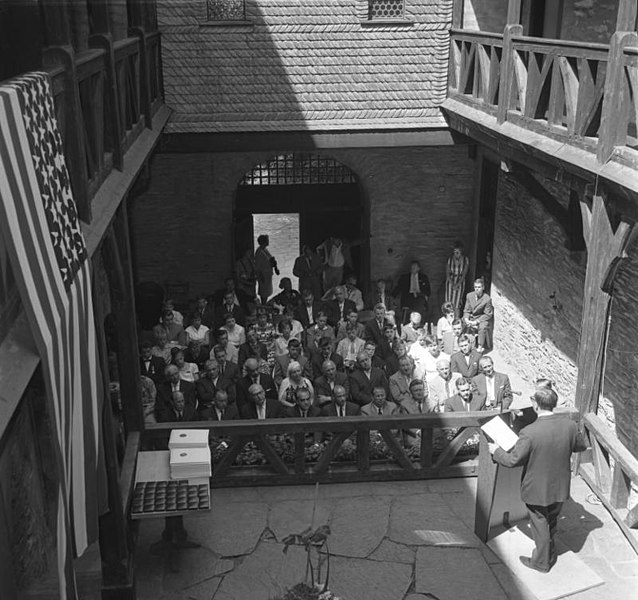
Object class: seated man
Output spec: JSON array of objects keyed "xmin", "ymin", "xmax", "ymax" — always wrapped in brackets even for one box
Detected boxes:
[
  {"xmin": 268, "ymin": 276, "xmax": 302, "ymax": 313},
  {"xmin": 304, "ymin": 311, "xmax": 335, "ymax": 354},
  {"xmin": 284, "ymin": 387, "xmax": 322, "ymax": 418},
  {"xmin": 238, "ymin": 330, "xmax": 268, "ymax": 368},
  {"xmin": 160, "ymin": 309, "xmax": 186, "ymax": 346},
  {"xmin": 336, "ymin": 322, "xmax": 366, "ymax": 370},
  {"xmin": 349, "ymin": 351, "xmax": 389, "ymax": 407},
  {"xmin": 471, "ymin": 356, "xmax": 513, "ymax": 411},
  {"xmin": 236, "ymin": 358, "xmax": 277, "ymax": 413},
  {"xmin": 278, "ymin": 360, "xmax": 315, "ymax": 408},
  {"xmin": 212, "ymin": 345, "xmax": 240, "ymax": 385},
  {"xmin": 196, "ymin": 360, "xmax": 236, "ymax": 413},
  {"xmin": 444, "ymin": 377, "xmax": 486, "ymax": 412},
  {"xmin": 427, "ymin": 358, "xmax": 461, "ymax": 412},
  {"xmin": 212, "ymin": 277, "xmax": 251, "ymax": 311},
  {"xmin": 441, "ymin": 318, "xmax": 464, "ymax": 355},
  {"xmin": 212, "ymin": 328, "xmax": 239, "ymax": 364},
  {"xmin": 365, "ymin": 277, "xmax": 399, "ymax": 319},
  {"xmin": 361, "ymin": 386, "xmax": 399, "ymax": 416},
  {"xmin": 240, "ymin": 383, "xmax": 283, "ymax": 419},
  {"xmin": 140, "ymin": 340, "xmax": 166, "ymax": 386},
  {"xmin": 215, "ymin": 290, "xmax": 246, "ymax": 329},
  {"xmin": 400, "ymin": 312, "xmax": 422, "ymax": 345},
  {"xmin": 294, "ymin": 289, "xmax": 325, "ymax": 330},
  {"xmin": 200, "ymin": 389, "xmax": 239, "ymax": 422},
  {"xmin": 389, "ymin": 355, "xmax": 415, "ymax": 406},
  {"xmin": 156, "ymin": 364, "xmax": 198, "ymax": 418},
  {"xmin": 161, "ymin": 299, "xmax": 184, "ymax": 327},
  {"xmin": 400, "ymin": 379, "xmax": 436, "ymax": 447},
  {"xmin": 320, "ymin": 385, "xmax": 360, "ymax": 417},
  {"xmin": 156, "ymin": 390, "xmax": 198, "ymax": 422},
  {"xmin": 193, "ymin": 294, "xmax": 215, "ymax": 329},
  {"xmin": 314, "ymin": 359, "xmax": 350, "ymax": 408},
  {"xmin": 450, "ymin": 334, "xmax": 482, "ymax": 379},
  {"xmin": 324, "ymin": 285, "xmax": 357, "ymax": 328},
  {"xmin": 364, "ymin": 303, "xmax": 391, "ymax": 346},
  {"xmin": 273, "ymin": 338, "xmax": 312, "ymax": 387},
  {"xmin": 364, "ymin": 340, "xmax": 386, "ymax": 371},
  {"xmin": 463, "ymin": 277, "xmax": 493, "ymax": 352},
  {"xmin": 336, "ymin": 309, "xmax": 365, "ymax": 341},
  {"xmin": 309, "ymin": 336, "xmax": 344, "ymax": 379},
  {"xmin": 343, "ymin": 273, "xmax": 365, "ymax": 311}
]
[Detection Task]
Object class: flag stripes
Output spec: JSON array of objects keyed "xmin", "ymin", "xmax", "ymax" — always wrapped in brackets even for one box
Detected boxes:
[{"xmin": 0, "ymin": 73, "xmax": 103, "ymax": 599}]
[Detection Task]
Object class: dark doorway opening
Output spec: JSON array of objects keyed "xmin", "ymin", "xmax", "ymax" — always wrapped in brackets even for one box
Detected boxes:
[
  {"xmin": 475, "ymin": 157, "xmax": 499, "ymax": 292},
  {"xmin": 234, "ymin": 154, "xmax": 366, "ymax": 295}
]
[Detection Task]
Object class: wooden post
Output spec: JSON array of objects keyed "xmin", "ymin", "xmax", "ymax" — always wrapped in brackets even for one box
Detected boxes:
[
  {"xmin": 474, "ymin": 432, "xmax": 498, "ymax": 542},
  {"xmin": 596, "ymin": 31, "xmax": 637, "ymax": 163},
  {"xmin": 575, "ymin": 195, "xmax": 636, "ymax": 420},
  {"xmin": 616, "ymin": 0, "xmax": 638, "ymax": 31},
  {"xmin": 506, "ymin": 0, "xmax": 521, "ymax": 25},
  {"xmin": 40, "ymin": 0, "xmax": 72, "ymax": 46},
  {"xmin": 497, "ymin": 24, "xmax": 523, "ymax": 124},
  {"xmin": 452, "ymin": 0, "xmax": 463, "ymax": 29},
  {"xmin": 102, "ymin": 204, "xmax": 144, "ymax": 434},
  {"xmin": 68, "ymin": 0, "xmax": 90, "ymax": 52}
]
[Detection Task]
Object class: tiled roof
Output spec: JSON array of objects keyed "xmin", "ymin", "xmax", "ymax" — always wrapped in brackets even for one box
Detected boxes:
[{"xmin": 158, "ymin": 0, "xmax": 453, "ymax": 133}]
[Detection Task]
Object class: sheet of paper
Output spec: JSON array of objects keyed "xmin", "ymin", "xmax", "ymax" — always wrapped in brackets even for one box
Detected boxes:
[{"xmin": 481, "ymin": 415, "xmax": 519, "ymax": 451}]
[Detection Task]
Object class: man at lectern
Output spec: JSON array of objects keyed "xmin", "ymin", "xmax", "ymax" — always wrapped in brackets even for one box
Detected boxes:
[{"xmin": 488, "ymin": 388, "xmax": 586, "ymax": 573}]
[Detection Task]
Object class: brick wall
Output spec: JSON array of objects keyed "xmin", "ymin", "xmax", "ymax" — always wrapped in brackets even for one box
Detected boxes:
[
  {"xmin": 157, "ymin": 0, "xmax": 452, "ymax": 133},
  {"xmin": 492, "ymin": 172, "xmax": 585, "ymax": 403},
  {"xmin": 129, "ymin": 145, "xmax": 475, "ymax": 304}
]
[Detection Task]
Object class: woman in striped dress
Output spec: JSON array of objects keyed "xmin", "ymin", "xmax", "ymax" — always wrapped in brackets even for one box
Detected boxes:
[{"xmin": 445, "ymin": 242, "xmax": 469, "ymax": 314}]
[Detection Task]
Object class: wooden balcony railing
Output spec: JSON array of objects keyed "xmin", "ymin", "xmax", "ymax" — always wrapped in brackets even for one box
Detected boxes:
[
  {"xmin": 448, "ymin": 28, "xmax": 638, "ymax": 167},
  {"xmin": 42, "ymin": 28, "xmax": 164, "ymax": 224},
  {"xmin": 578, "ymin": 412, "xmax": 638, "ymax": 554},
  {"xmin": 143, "ymin": 411, "xmax": 497, "ymax": 488}
]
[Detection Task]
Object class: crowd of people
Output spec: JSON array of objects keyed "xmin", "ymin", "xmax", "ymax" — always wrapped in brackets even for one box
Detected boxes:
[{"xmin": 139, "ymin": 236, "xmax": 505, "ymax": 428}]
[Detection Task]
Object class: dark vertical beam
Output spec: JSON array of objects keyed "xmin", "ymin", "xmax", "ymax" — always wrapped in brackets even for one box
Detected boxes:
[
  {"xmin": 474, "ymin": 433, "xmax": 498, "ymax": 542},
  {"xmin": 102, "ymin": 204, "xmax": 143, "ymax": 434},
  {"xmin": 452, "ymin": 0, "xmax": 463, "ymax": 29},
  {"xmin": 87, "ymin": 0, "xmax": 113, "ymax": 35},
  {"xmin": 68, "ymin": 0, "xmax": 90, "ymax": 52},
  {"xmin": 109, "ymin": 0, "xmax": 129, "ymax": 41},
  {"xmin": 40, "ymin": 0, "xmax": 72, "ymax": 46}
]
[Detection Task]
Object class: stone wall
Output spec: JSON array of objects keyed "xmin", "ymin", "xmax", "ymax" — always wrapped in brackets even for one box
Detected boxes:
[
  {"xmin": 491, "ymin": 171, "xmax": 585, "ymax": 404},
  {"xmin": 129, "ymin": 146, "xmax": 476, "ymax": 304}
]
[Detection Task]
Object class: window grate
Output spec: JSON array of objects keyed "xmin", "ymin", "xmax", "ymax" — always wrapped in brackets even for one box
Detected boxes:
[
  {"xmin": 368, "ymin": 0, "xmax": 405, "ymax": 19},
  {"xmin": 240, "ymin": 154, "xmax": 357, "ymax": 186},
  {"xmin": 207, "ymin": 0, "xmax": 245, "ymax": 21}
]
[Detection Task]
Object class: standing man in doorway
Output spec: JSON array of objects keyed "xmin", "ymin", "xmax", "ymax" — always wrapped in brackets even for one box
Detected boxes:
[
  {"xmin": 393, "ymin": 260, "xmax": 431, "ymax": 325},
  {"xmin": 293, "ymin": 244, "xmax": 323, "ymax": 298},
  {"xmin": 254, "ymin": 234, "xmax": 280, "ymax": 305},
  {"xmin": 316, "ymin": 236, "xmax": 352, "ymax": 291}
]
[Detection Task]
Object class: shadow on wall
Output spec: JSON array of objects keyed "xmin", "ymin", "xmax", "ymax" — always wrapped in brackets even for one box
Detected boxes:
[{"xmin": 128, "ymin": 0, "xmax": 316, "ymax": 296}]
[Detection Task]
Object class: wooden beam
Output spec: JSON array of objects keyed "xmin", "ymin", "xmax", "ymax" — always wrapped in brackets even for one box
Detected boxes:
[
  {"xmin": 452, "ymin": 0, "xmax": 463, "ymax": 29},
  {"xmin": 616, "ymin": 0, "xmax": 638, "ymax": 31},
  {"xmin": 575, "ymin": 196, "xmax": 636, "ymax": 419},
  {"xmin": 506, "ymin": 0, "xmax": 522, "ymax": 25},
  {"xmin": 40, "ymin": 0, "xmax": 72, "ymax": 47},
  {"xmin": 497, "ymin": 25, "xmax": 523, "ymax": 124}
]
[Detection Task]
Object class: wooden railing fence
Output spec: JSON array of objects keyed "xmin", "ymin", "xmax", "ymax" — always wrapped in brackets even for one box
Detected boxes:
[
  {"xmin": 143, "ymin": 411, "xmax": 498, "ymax": 488},
  {"xmin": 448, "ymin": 28, "xmax": 638, "ymax": 166}
]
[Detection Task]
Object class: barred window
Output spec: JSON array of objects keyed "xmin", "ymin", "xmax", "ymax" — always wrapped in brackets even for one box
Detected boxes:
[
  {"xmin": 207, "ymin": 0, "xmax": 245, "ymax": 21},
  {"xmin": 240, "ymin": 154, "xmax": 357, "ymax": 186},
  {"xmin": 368, "ymin": 0, "xmax": 405, "ymax": 20}
]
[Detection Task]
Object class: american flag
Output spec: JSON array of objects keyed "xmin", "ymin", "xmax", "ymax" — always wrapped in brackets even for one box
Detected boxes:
[{"xmin": 0, "ymin": 72, "xmax": 104, "ymax": 599}]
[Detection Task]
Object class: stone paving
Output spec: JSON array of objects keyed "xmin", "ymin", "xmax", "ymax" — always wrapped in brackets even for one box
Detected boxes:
[{"xmin": 134, "ymin": 475, "xmax": 638, "ymax": 600}]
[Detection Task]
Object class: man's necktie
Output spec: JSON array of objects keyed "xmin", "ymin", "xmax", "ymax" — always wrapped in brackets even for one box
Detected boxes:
[
  {"xmin": 417, "ymin": 402, "xmax": 423, "ymax": 413},
  {"xmin": 177, "ymin": 412, "xmax": 183, "ymax": 421},
  {"xmin": 445, "ymin": 381, "xmax": 450, "ymax": 398},
  {"xmin": 378, "ymin": 407, "xmax": 383, "ymax": 415},
  {"xmin": 339, "ymin": 407, "xmax": 343, "ymax": 417},
  {"xmin": 350, "ymin": 342, "xmax": 355, "ymax": 354},
  {"xmin": 220, "ymin": 362, "xmax": 225, "ymax": 374}
]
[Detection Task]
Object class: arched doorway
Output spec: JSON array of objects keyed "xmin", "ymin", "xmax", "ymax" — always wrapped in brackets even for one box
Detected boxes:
[{"xmin": 234, "ymin": 153, "xmax": 367, "ymax": 294}]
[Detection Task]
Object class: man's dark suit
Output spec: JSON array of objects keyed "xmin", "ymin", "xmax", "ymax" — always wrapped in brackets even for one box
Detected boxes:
[
  {"xmin": 156, "ymin": 380, "xmax": 197, "ymax": 416},
  {"xmin": 214, "ymin": 303, "xmax": 245, "ymax": 329},
  {"xmin": 240, "ymin": 398, "xmax": 283, "ymax": 419},
  {"xmin": 236, "ymin": 373, "xmax": 277, "ymax": 412},
  {"xmin": 313, "ymin": 372, "xmax": 351, "ymax": 404},
  {"xmin": 196, "ymin": 376, "xmax": 236, "ymax": 408},
  {"xmin": 450, "ymin": 349, "xmax": 483, "ymax": 379},
  {"xmin": 493, "ymin": 415, "xmax": 587, "ymax": 571},
  {"xmin": 471, "ymin": 372, "xmax": 512, "ymax": 411},
  {"xmin": 310, "ymin": 351, "xmax": 345, "ymax": 380},
  {"xmin": 349, "ymin": 367, "xmax": 389, "ymax": 406},
  {"xmin": 140, "ymin": 355, "xmax": 166, "ymax": 385},
  {"xmin": 216, "ymin": 360, "xmax": 241, "ymax": 385},
  {"xmin": 194, "ymin": 305, "xmax": 215, "ymax": 329},
  {"xmin": 463, "ymin": 291, "xmax": 494, "ymax": 349},
  {"xmin": 325, "ymin": 299, "xmax": 357, "ymax": 328},
  {"xmin": 444, "ymin": 393, "xmax": 486, "ymax": 412},
  {"xmin": 363, "ymin": 318, "xmax": 390, "ymax": 346},
  {"xmin": 392, "ymin": 272, "xmax": 431, "ymax": 322},
  {"xmin": 200, "ymin": 404, "xmax": 239, "ymax": 421},
  {"xmin": 156, "ymin": 401, "xmax": 199, "ymax": 423},
  {"xmin": 294, "ymin": 301, "xmax": 325, "ymax": 329},
  {"xmin": 293, "ymin": 253, "xmax": 323, "ymax": 298},
  {"xmin": 321, "ymin": 401, "xmax": 360, "ymax": 417},
  {"xmin": 284, "ymin": 405, "xmax": 322, "ymax": 418},
  {"xmin": 238, "ymin": 341, "xmax": 268, "ymax": 366},
  {"xmin": 365, "ymin": 290, "xmax": 399, "ymax": 314}
]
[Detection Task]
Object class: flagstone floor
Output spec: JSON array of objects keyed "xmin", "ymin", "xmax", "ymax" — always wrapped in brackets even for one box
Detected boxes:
[{"xmin": 134, "ymin": 474, "xmax": 638, "ymax": 600}]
